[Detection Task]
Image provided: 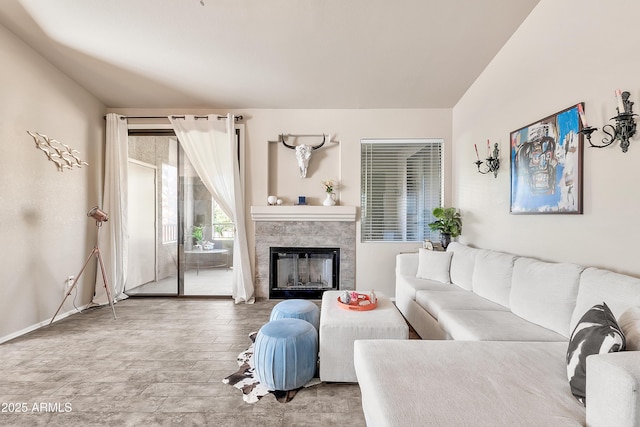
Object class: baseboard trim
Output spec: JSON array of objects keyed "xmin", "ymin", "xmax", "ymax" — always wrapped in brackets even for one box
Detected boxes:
[{"xmin": 0, "ymin": 305, "xmax": 90, "ymax": 345}]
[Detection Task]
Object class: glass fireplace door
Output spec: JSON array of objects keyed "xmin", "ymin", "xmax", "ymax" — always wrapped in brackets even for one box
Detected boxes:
[{"xmin": 270, "ymin": 247, "xmax": 339, "ymax": 299}]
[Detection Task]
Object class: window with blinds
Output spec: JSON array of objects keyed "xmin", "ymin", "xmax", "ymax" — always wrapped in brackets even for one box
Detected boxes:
[{"xmin": 361, "ymin": 138, "xmax": 443, "ymax": 242}]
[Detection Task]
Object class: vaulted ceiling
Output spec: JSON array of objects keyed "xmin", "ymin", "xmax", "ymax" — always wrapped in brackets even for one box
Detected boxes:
[{"xmin": 0, "ymin": 0, "xmax": 539, "ymax": 109}]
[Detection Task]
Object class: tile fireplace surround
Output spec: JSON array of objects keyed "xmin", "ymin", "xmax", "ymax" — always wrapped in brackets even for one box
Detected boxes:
[{"xmin": 251, "ymin": 206, "xmax": 357, "ymax": 299}]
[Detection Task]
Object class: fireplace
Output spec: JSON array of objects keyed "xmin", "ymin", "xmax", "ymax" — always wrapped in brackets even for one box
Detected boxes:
[
  {"xmin": 269, "ymin": 247, "xmax": 339, "ymax": 299},
  {"xmin": 251, "ymin": 205, "xmax": 356, "ymax": 299}
]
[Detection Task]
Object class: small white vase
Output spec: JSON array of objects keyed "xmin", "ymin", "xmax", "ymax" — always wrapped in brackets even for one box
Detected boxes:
[{"xmin": 323, "ymin": 192, "xmax": 336, "ymax": 206}]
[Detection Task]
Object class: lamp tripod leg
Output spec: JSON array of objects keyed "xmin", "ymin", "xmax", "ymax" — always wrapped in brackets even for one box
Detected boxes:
[
  {"xmin": 49, "ymin": 247, "xmax": 98, "ymax": 325},
  {"xmin": 96, "ymin": 248, "xmax": 117, "ymax": 320}
]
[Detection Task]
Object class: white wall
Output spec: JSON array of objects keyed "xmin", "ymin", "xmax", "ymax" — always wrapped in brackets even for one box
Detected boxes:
[
  {"xmin": 0, "ymin": 24, "xmax": 105, "ymax": 342},
  {"xmin": 453, "ymin": 0, "xmax": 640, "ymax": 276},
  {"xmin": 110, "ymin": 107, "xmax": 452, "ymax": 298},
  {"xmin": 241, "ymin": 109, "xmax": 453, "ymax": 298}
]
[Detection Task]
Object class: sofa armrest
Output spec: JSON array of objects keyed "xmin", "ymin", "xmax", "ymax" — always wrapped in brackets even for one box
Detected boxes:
[
  {"xmin": 396, "ymin": 253, "xmax": 418, "ymax": 277},
  {"xmin": 586, "ymin": 351, "xmax": 640, "ymax": 427}
]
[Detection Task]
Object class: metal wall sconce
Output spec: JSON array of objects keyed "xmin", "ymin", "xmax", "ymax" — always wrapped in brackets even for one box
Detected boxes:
[
  {"xmin": 579, "ymin": 90, "xmax": 637, "ymax": 153},
  {"xmin": 474, "ymin": 141, "xmax": 500, "ymax": 178}
]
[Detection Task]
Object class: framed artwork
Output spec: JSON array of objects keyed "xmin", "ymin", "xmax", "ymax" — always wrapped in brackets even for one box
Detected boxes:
[{"xmin": 510, "ymin": 104, "xmax": 583, "ymax": 214}]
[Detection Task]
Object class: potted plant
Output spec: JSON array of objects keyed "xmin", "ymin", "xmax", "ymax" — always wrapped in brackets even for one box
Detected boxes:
[
  {"xmin": 428, "ymin": 207, "xmax": 462, "ymax": 249},
  {"xmin": 191, "ymin": 225, "xmax": 204, "ymax": 246}
]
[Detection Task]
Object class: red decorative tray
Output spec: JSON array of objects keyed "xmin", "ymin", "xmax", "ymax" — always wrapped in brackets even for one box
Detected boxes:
[{"xmin": 337, "ymin": 293, "xmax": 377, "ymax": 311}]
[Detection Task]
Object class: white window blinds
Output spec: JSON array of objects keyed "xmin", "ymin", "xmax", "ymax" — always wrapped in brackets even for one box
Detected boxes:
[{"xmin": 361, "ymin": 138, "xmax": 443, "ymax": 242}]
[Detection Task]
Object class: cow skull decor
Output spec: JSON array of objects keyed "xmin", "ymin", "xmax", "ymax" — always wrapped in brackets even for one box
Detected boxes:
[{"xmin": 281, "ymin": 133, "xmax": 326, "ymax": 178}]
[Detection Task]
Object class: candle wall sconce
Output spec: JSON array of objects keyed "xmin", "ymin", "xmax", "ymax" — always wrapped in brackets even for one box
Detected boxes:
[
  {"xmin": 579, "ymin": 91, "xmax": 637, "ymax": 153},
  {"xmin": 475, "ymin": 143, "xmax": 500, "ymax": 178}
]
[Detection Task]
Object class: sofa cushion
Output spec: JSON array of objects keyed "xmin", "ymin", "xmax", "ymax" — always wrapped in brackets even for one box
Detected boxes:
[
  {"xmin": 396, "ymin": 274, "xmax": 456, "ymax": 303},
  {"xmin": 618, "ymin": 307, "xmax": 640, "ymax": 351},
  {"xmin": 395, "ymin": 253, "xmax": 419, "ymax": 277},
  {"xmin": 567, "ymin": 303, "xmax": 626, "ymax": 405},
  {"xmin": 415, "ymin": 289, "xmax": 509, "ymax": 320},
  {"xmin": 447, "ymin": 242, "xmax": 479, "ymax": 291},
  {"xmin": 472, "ymin": 249, "xmax": 516, "ymax": 308},
  {"xmin": 354, "ymin": 340, "xmax": 585, "ymax": 426},
  {"xmin": 570, "ymin": 267, "xmax": 640, "ymax": 333},
  {"xmin": 416, "ymin": 249, "xmax": 452, "ymax": 283},
  {"xmin": 437, "ymin": 309, "xmax": 567, "ymax": 342},
  {"xmin": 510, "ymin": 257, "xmax": 584, "ymax": 338}
]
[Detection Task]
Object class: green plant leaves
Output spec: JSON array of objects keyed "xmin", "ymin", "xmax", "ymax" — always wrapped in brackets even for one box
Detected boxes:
[{"xmin": 428, "ymin": 207, "xmax": 462, "ymax": 238}]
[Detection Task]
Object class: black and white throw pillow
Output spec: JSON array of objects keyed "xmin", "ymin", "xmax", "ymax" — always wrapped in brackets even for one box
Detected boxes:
[{"xmin": 566, "ymin": 302, "xmax": 626, "ymax": 405}]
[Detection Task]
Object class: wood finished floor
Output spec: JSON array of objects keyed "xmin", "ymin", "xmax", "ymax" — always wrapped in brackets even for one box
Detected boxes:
[{"xmin": 0, "ymin": 298, "xmax": 371, "ymax": 426}]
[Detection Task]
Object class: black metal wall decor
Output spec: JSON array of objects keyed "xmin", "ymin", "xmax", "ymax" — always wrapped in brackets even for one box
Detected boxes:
[
  {"xmin": 474, "ymin": 140, "xmax": 500, "ymax": 178},
  {"xmin": 579, "ymin": 90, "xmax": 637, "ymax": 153}
]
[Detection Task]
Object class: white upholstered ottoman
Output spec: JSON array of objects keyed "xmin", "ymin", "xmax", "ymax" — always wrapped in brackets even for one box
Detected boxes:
[{"xmin": 319, "ymin": 290, "xmax": 409, "ymax": 382}]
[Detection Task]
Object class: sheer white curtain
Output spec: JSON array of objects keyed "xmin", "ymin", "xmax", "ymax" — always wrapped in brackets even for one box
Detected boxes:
[
  {"xmin": 170, "ymin": 114, "xmax": 254, "ymax": 303},
  {"xmin": 93, "ymin": 113, "xmax": 129, "ymax": 305}
]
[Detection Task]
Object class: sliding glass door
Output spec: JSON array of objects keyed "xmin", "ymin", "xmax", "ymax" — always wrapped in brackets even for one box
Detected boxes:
[
  {"xmin": 124, "ymin": 131, "xmax": 235, "ymax": 297},
  {"xmin": 181, "ymin": 156, "xmax": 234, "ymax": 296},
  {"xmin": 125, "ymin": 133, "xmax": 179, "ymax": 295}
]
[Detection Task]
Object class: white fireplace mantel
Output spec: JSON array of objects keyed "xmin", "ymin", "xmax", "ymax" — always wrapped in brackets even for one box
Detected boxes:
[{"xmin": 251, "ymin": 205, "xmax": 357, "ymax": 222}]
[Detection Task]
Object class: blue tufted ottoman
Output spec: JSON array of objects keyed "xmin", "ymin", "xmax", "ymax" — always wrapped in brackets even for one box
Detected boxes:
[
  {"xmin": 270, "ymin": 299, "xmax": 320, "ymax": 330},
  {"xmin": 254, "ymin": 318, "xmax": 318, "ymax": 391}
]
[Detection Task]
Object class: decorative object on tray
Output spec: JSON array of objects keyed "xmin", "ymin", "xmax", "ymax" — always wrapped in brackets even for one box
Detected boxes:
[
  {"xmin": 321, "ymin": 178, "xmax": 338, "ymax": 206},
  {"xmin": 510, "ymin": 104, "xmax": 583, "ymax": 214},
  {"xmin": 267, "ymin": 195, "xmax": 277, "ymax": 205},
  {"xmin": 339, "ymin": 290, "xmax": 351, "ymax": 304},
  {"xmin": 337, "ymin": 291, "xmax": 378, "ymax": 311},
  {"xmin": 222, "ymin": 332, "xmax": 320, "ymax": 404},
  {"xmin": 428, "ymin": 207, "xmax": 462, "ymax": 249}
]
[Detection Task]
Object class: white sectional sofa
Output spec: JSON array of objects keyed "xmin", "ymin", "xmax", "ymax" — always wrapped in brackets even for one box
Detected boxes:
[{"xmin": 354, "ymin": 243, "xmax": 640, "ymax": 426}]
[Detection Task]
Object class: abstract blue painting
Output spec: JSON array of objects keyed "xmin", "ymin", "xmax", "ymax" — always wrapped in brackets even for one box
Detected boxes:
[{"xmin": 510, "ymin": 104, "xmax": 583, "ymax": 214}]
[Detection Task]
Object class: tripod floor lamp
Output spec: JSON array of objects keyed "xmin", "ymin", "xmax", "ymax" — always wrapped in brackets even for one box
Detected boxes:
[{"xmin": 49, "ymin": 206, "xmax": 117, "ymax": 325}]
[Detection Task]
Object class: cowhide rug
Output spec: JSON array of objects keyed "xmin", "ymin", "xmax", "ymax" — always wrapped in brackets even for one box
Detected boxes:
[{"xmin": 222, "ymin": 332, "xmax": 320, "ymax": 403}]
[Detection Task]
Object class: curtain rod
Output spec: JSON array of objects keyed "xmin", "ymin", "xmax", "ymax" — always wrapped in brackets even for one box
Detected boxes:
[{"xmin": 106, "ymin": 115, "xmax": 244, "ymax": 122}]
